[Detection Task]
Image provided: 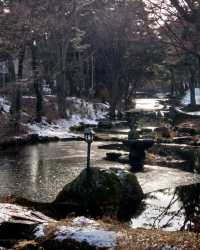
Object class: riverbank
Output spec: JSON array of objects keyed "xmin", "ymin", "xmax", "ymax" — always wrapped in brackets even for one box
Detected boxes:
[
  {"xmin": 0, "ymin": 95, "xmax": 200, "ymax": 249},
  {"xmin": 0, "ymin": 205, "xmax": 200, "ymax": 250},
  {"xmin": 14, "ymin": 226, "xmax": 200, "ymax": 250},
  {"xmin": 0, "ymin": 95, "xmax": 109, "ymax": 148}
]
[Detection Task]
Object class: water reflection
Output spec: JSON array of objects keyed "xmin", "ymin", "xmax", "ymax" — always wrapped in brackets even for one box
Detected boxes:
[
  {"xmin": 0, "ymin": 141, "xmax": 200, "ymax": 205},
  {"xmin": 0, "ymin": 141, "xmax": 125, "ymax": 202}
]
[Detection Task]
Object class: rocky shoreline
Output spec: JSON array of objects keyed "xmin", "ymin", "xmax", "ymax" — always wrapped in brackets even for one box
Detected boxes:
[{"xmin": 0, "ymin": 133, "xmax": 83, "ymax": 150}]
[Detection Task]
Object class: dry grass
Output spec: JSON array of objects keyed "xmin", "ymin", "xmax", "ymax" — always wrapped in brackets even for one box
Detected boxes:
[
  {"xmin": 10, "ymin": 216, "xmax": 200, "ymax": 250},
  {"xmin": 14, "ymin": 240, "xmax": 39, "ymax": 250},
  {"xmin": 96, "ymin": 218, "xmax": 200, "ymax": 250},
  {"xmin": 115, "ymin": 228, "xmax": 200, "ymax": 250}
]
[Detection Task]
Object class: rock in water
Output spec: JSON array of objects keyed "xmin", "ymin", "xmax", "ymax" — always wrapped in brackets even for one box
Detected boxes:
[{"xmin": 54, "ymin": 168, "xmax": 144, "ymax": 220}]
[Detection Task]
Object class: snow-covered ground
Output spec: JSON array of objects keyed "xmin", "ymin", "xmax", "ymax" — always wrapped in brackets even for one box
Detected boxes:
[
  {"xmin": 35, "ymin": 216, "xmax": 118, "ymax": 249},
  {"xmin": 131, "ymin": 189, "xmax": 185, "ymax": 231},
  {"xmin": 27, "ymin": 98, "xmax": 109, "ymax": 139},
  {"xmin": 135, "ymin": 98, "xmax": 165, "ymax": 111},
  {"xmin": 180, "ymin": 88, "xmax": 200, "ymax": 115},
  {"xmin": 0, "ymin": 96, "xmax": 10, "ymax": 113},
  {"xmin": 181, "ymin": 88, "xmax": 200, "ymax": 105},
  {"xmin": 27, "ymin": 117, "xmax": 81, "ymax": 139},
  {"xmin": 0, "ymin": 94, "xmax": 109, "ymax": 139},
  {"xmin": 0, "ymin": 203, "xmax": 55, "ymax": 225}
]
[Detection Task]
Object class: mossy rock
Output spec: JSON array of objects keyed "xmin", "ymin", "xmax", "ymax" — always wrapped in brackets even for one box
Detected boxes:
[{"xmin": 54, "ymin": 168, "xmax": 144, "ymax": 220}]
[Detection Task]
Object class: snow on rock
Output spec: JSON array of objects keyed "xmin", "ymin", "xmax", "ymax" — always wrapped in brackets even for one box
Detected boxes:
[
  {"xmin": 181, "ymin": 88, "xmax": 200, "ymax": 105},
  {"xmin": 72, "ymin": 216, "xmax": 99, "ymax": 226},
  {"xmin": 54, "ymin": 216, "xmax": 117, "ymax": 249},
  {"xmin": 0, "ymin": 96, "xmax": 10, "ymax": 113},
  {"xmin": 115, "ymin": 169, "xmax": 129, "ymax": 180},
  {"xmin": 55, "ymin": 226, "xmax": 117, "ymax": 249},
  {"xmin": 0, "ymin": 203, "xmax": 55, "ymax": 225},
  {"xmin": 34, "ymin": 224, "xmax": 47, "ymax": 238}
]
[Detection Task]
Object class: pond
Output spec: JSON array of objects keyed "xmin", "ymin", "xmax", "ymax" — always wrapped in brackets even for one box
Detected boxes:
[
  {"xmin": 0, "ymin": 140, "xmax": 200, "ymax": 200},
  {"xmin": 0, "ymin": 141, "xmax": 120, "ymax": 202},
  {"xmin": 0, "ymin": 96, "xmax": 199, "ymax": 231}
]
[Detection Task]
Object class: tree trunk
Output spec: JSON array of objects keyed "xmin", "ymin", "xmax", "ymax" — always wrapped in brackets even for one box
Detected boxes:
[
  {"xmin": 189, "ymin": 67, "xmax": 196, "ymax": 106},
  {"xmin": 197, "ymin": 55, "xmax": 200, "ymax": 86},
  {"xmin": 169, "ymin": 68, "xmax": 176, "ymax": 97},
  {"xmin": 109, "ymin": 100, "xmax": 117, "ymax": 119},
  {"xmin": 56, "ymin": 72, "xmax": 67, "ymax": 119},
  {"xmin": 56, "ymin": 39, "xmax": 70, "ymax": 119},
  {"xmin": 34, "ymin": 79, "xmax": 43, "ymax": 122},
  {"xmin": 109, "ymin": 77, "xmax": 119, "ymax": 119},
  {"xmin": 18, "ymin": 46, "xmax": 25, "ymax": 79},
  {"xmin": 7, "ymin": 56, "xmax": 16, "ymax": 82},
  {"xmin": 10, "ymin": 84, "xmax": 22, "ymax": 132},
  {"xmin": 31, "ymin": 43, "xmax": 43, "ymax": 122}
]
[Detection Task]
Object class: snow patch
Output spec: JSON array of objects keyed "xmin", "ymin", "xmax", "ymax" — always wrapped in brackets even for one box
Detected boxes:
[
  {"xmin": 0, "ymin": 203, "xmax": 30, "ymax": 224},
  {"xmin": 115, "ymin": 169, "xmax": 129, "ymax": 181},
  {"xmin": 27, "ymin": 98, "xmax": 109, "ymax": 139},
  {"xmin": 181, "ymin": 88, "xmax": 200, "ymax": 105},
  {"xmin": 176, "ymin": 108, "xmax": 200, "ymax": 117},
  {"xmin": 22, "ymin": 96, "xmax": 36, "ymax": 99},
  {"xmin": 0, "ymin": 203, "xmax": 55, "ymax": 225},
  {"xmin": 34, "ymin": 224, "xmax": 45, "ymax": 238},
  {"xmin": 26, "ymin": 118, "xmax": 77, "ymax": 139},
  {"xmin": 72, "ymin": 216, "xmax": 99, "ymax": 226},
  {"xmin": 0, "ymin": 96, "xmax": 10, "ymax": 113},
  {"xmin": 131, "ymin": 189, "xmax": 185, "ymax": 231},
  {"xmin": 185, "ymin": 111, "xmax": 200, "ymax": 116},
  {"xmin": 161, "ymin": 246, "xmax": 183, "ymax": 250},
  {"xmin": 54, "ymin": 216, "xmax": 117, "ymax": 248},
  {"xmin": 135, "ymin": 98, "xmax": 164, "ymax": 111},
  {"xmin": 55, "ymin": 225, "xmax": 117, "ymax": 248}
]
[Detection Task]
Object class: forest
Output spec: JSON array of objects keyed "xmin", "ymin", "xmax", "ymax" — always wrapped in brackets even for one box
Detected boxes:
[
  {"xmin": 0, "ymin": 1, "xmax": 200, "ymax": 250},
  {"xmin": 0, "ymin": 0, "xmax": 199, "ymax": 123}
]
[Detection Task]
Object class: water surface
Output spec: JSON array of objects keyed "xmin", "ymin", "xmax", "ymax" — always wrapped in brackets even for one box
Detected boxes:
[{"xmin": 0, "ymin": 141, "xmax": 199, "ymax": 203}]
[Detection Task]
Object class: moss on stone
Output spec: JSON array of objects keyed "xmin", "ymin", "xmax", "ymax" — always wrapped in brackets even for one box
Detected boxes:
[{"xmin": 54, "ymin": 168, "xmax": 144, "ymax": 220}]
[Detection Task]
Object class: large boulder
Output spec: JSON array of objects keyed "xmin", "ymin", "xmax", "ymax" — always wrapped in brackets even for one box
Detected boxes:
[{"xmin": 54, "ymin": 168, "xmax": 144, "ymax": 220}]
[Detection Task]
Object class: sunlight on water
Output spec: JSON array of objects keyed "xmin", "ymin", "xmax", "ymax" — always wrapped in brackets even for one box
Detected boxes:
[
  {"xmin": 0, "ymin": 141, "xmax": 200, "ymax": 204},
  {"xmin": 135, "ymin": 98, "xmax": 164, "ymax": 111},
  {"xmin": 132, "ymin": 183, "xmax": 200, "ymax": 231},
  {"xmin": 131, "ymin": 189, "xmax": 185, "ymax": 231}
]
